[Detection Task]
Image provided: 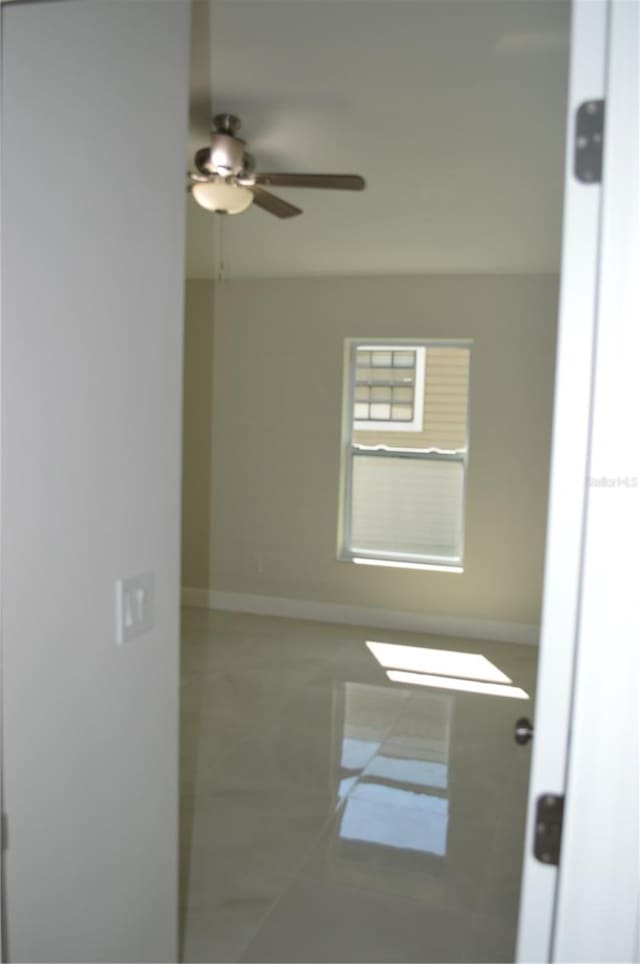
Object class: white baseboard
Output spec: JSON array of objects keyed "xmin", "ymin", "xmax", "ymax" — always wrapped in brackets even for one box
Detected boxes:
[{"xmin": 181, "ymin": 587, "xmax": 539, "ymax": 646}]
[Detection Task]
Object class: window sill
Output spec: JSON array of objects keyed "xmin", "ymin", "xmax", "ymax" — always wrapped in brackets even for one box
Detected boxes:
[{"xmin": 339, "ymin": 553, "xmax": 464, "ymax": 574}]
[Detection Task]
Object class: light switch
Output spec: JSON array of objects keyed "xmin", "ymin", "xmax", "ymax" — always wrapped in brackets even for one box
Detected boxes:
[{"xmin": 115, "ymin": 571, "xmax": 154, "ymax": 645}]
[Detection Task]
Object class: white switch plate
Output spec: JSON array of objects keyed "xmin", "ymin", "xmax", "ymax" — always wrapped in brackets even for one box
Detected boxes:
[{"xmin": 115, "ymin": 571, "xmax": 154, "ymax": 645}]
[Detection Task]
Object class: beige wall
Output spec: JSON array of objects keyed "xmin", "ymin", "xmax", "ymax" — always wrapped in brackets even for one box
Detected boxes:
[
  {"xmin": 182, "ymin": 281, "xmax": 215, "ymax": 588},
  {"xmin": 182, "ymin": 274, "xmax": 558, "ymax": 626}
]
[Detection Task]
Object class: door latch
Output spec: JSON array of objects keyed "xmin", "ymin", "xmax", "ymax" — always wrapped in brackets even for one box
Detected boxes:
[{"xmin": 514, "ymin": 716, "xmax": 534, "ymax": 746}]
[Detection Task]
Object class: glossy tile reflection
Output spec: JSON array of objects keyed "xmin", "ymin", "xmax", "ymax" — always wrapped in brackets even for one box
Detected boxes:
[
  {"xmin": 337, "ymin": 685, "xmax": 451, "ymax": 858},
  {"xmin": 180, "ymin": 609, "xmax": 536, "ymax": 963}
]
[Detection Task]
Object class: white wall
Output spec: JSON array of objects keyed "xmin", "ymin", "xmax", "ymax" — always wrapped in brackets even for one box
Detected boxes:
[
  {"xmin": 183, "ymin": 275, "xmax": 557, "ymax": 633},
  {"xmin": 1, "ymin": 3, "xmax": 189, "ymax": 960}
]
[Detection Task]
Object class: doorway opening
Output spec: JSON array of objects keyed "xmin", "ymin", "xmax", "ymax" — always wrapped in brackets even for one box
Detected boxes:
[{"xmin": 179, "ymin": 1, "xmax": 571, "ymax": 960}]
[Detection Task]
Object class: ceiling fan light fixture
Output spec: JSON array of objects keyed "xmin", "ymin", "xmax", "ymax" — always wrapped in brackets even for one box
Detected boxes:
[
  {"xmin": 191, "ymin": 179, "xmax": 254, "ymax": 214},
  {"xmin": 188, "ymin": 113, "xmax": 365, "ymax": 220}
]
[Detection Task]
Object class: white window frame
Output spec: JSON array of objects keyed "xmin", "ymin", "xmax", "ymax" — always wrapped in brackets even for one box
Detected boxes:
[{"xmin": 338, "ymin": 338, "xmax": 471, "ymax": 572}]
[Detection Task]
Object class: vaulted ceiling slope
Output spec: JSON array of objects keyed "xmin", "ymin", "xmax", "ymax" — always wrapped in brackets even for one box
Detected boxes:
[{"xmin": 186, "ymin": 0, "xmax": 570, "ymax": 280}]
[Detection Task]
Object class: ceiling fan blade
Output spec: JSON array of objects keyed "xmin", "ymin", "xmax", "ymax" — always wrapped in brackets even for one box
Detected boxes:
[
  {"xmin": 254, "ymin": 173, "xmax": 365, "ymax": 191},
  {"xmin": 250, "ymin": 186, "xmax": 302, "ymax": 219}
]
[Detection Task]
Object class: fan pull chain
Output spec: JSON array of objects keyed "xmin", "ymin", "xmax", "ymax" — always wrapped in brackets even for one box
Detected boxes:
[{"xmin": 217, "ymin": 215, "xmax": 225, "ymax": 282}]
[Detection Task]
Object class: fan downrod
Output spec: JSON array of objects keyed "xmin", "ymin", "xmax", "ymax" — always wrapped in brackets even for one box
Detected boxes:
[{"xmin": 212, "ymin": 113, "xmax": 242, "ymax": 135}]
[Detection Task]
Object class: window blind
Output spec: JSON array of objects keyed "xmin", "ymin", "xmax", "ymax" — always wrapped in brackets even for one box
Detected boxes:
[{"xmin": 350, "ymin": 456, "xmax": 464, "ymax": 560}]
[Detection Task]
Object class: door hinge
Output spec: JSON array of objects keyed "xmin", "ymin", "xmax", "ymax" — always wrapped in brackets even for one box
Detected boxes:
[
  {"xmin": 534, "ymin": 794, "xmax": 564, "ymax": 865},
  {"xmin": 574, "ymin": 100, "xmax": 605, "ymax": 184},
  {"xmin": 1, "ymin": 813, "xmax": 7, "ymax": 853}
]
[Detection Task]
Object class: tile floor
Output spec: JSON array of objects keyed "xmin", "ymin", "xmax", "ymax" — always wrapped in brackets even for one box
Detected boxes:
[{"xmin": 180, "ymin": 608, "xmax": 536, "ymax": 963}]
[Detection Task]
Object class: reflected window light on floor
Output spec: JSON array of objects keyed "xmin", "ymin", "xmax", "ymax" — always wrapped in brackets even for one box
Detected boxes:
[
  {"xmin": 365, "ymin": 753, "xmax": 448, "ymax": 790},
  {"xmin": 337, "ymin": 684, "xmax": 452, "ymax": 859},
  {"xmin": 340, "ymin": 783, "xmax": 449, "ymax": 856},
  {"xmin": 366, "ymin": 640, "xmax": 529, "ymax": 699},
  {"xmin": 366, "ymin": 640, "xmax": 513, "ymax": 683},
  {"xmin": 387, "ymin": 669, "xmax": 529, "ymax": 700}
]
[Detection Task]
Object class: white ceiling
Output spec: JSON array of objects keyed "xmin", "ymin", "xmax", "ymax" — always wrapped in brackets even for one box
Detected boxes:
[{"xmin": 186, "ymin": 0, "xmax": 570, "ymax": 280}]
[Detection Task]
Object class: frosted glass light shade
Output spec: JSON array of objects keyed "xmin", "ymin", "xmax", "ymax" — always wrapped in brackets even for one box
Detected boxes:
[{"xmin": 191, "ymin": 180, "xmax": 253, "ymax": 214}]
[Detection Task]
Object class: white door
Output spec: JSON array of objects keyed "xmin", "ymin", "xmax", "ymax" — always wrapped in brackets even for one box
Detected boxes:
[{"xmin": 517, "ymin": 1, "xmax": 640, "ymax": 960}]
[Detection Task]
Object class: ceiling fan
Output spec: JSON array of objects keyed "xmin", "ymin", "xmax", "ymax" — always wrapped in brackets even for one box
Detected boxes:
[{"xmin": 188, "ymin": 113, "xmax": 366, "ymax": 218}]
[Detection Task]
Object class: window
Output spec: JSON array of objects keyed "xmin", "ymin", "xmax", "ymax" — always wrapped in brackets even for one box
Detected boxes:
[
  {"xmin": 354, "ymin": 347, "xmax": 426, "ymax": 431},
  {"xmin": 339, "ymin": 339, "xmax": 471, "ymax": 571}
]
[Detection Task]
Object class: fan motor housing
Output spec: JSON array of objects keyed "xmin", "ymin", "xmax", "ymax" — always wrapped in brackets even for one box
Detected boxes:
[{"xmin": 199, "ymin": 132, "xmax": 245, "ymax": 176}]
